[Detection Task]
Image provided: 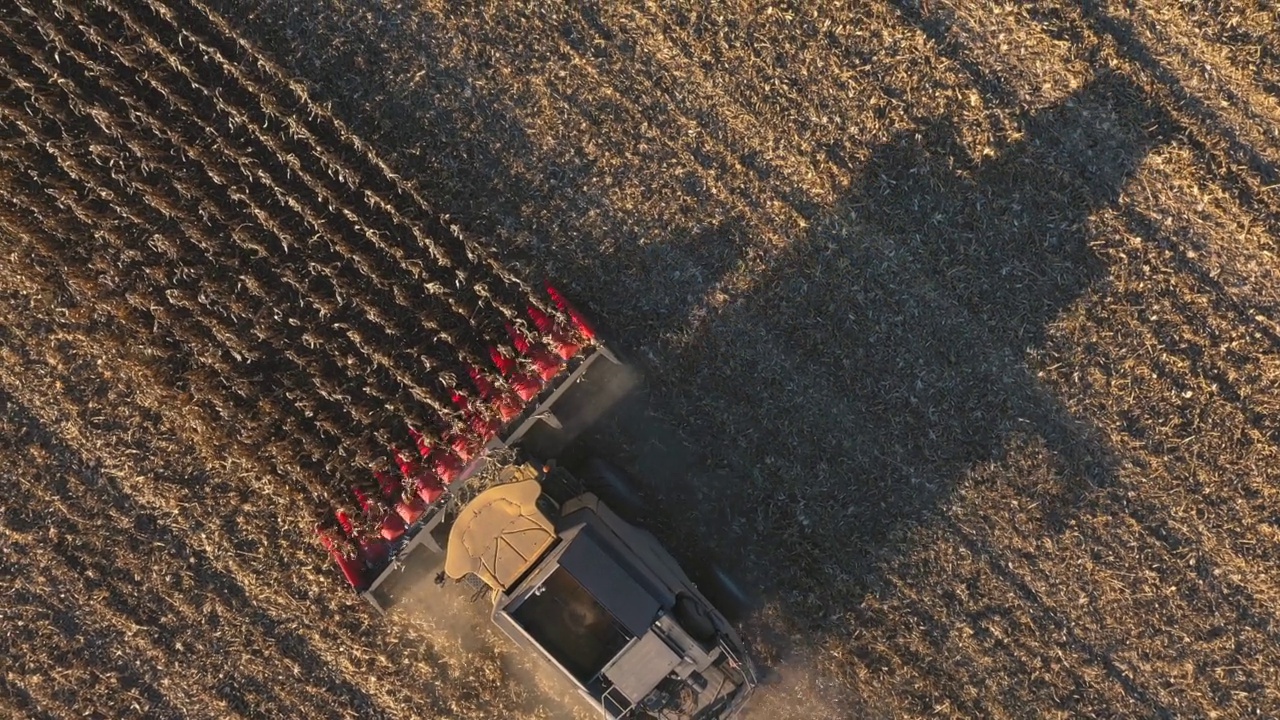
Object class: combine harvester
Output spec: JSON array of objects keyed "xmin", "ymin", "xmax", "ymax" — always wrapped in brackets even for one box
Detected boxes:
[{"xmin": 316, "ymin": 285, "xmax": 757, "ymax": 720}]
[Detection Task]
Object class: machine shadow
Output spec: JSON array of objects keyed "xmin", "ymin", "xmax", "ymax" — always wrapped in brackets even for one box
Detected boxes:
[{"xmin": 613, "ymin": 72, "xmax": 1173, "ymax": 664}]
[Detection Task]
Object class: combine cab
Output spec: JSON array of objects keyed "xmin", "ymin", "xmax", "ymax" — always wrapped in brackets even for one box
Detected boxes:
[{"xmin": 445, "ymin": 472, "xmax": 757, "ymax": 719}]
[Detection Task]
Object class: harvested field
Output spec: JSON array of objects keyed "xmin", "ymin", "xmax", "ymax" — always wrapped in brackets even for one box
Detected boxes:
[{"xmin": 2, "ymin": 0, "xmax": 1279, "ymax": 718}]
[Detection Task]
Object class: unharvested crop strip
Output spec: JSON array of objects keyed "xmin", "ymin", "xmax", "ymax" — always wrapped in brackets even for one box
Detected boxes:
[
  {"xmin": 59, "ymin": 0, "xmax": 526, "ymax": 410},
  {"xmin": 13, "ymin": 2, "xmax": 499, "ymax": 373},
  {"xmin": 0, "ymin": 77, "xmax": 377, "ymax": 490},
  {"xmin": 123, "ymin": 268, "xmax": 390, "ymax": 460},
  {"xmin": 0, "ymin": 180, "xmax": 344, "ymax": 510},
  {"xmin": 153, "ymin": 0, "xmax": 569, "ymax": 320},
  {"xmin": 98, "ymin": 0, "xmax": 546, "ymax": 328},
  {"xmin": 0, "ymin": 13, "xmax": 475, "ymax": 434},
  {"xmin": 1, "ymin": 16, "xmax": 519, "ymax": 504}
]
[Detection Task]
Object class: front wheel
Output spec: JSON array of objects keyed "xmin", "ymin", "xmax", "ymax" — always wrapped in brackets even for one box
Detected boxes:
[{"xmin": 673, "ymin": 592, "xmax": 718, "ymax": 644}]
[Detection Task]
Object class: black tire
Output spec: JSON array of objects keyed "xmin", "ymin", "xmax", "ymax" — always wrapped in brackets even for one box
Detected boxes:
[
  {"xmin": 580, "ymin": 457, "xmax": 648, "ymax": 517},
  {"xmin": 672, "ymin": 592, "xmax": 718, "ymax": 644},
  {"xmin": 756, "ymin": 667, "xmax": 783, "ymax": 686}
]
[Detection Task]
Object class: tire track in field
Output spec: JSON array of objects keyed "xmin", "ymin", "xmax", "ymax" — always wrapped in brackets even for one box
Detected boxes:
[
  {"xmin": 1181, "ymin": 1, "xmax": 1280, "ymax": 104},
  {"xmin": 411, "ymin": 2, "xmax": 813, "ymax": 246},
  {"xmin": 1028, "ymin": 498, "xmax": 1279, "ymax": 711},
  {"xmin": 1116, "ymin": 200, "xmax": 1280, "ymax": 345},
  {"xmin": 611, "ymin": 2, "xmax": 851, "ymax": 207},
  {"xmin": 626, "ymin": 1, "xmax": 954, "ymax": 199},
  {"xmin": 887, "ymin": 0, "xmax": 1280, "ymax": 253},
  {"xmin": 870, "ymin": 585, "xmax": 1004, "ymax": 717},
  {"xmin": 894, "ymin": 555, "xmax": 1126, "ymax": 715},
  {"xmin": 0, "ymin": 384, "xmax": 297, "ymax": 718},
  {"xmin": 1013, "ymin": 476, "xmax": 1278, "ymax": 710},
  {"xmin": 1076, "ymin": 0, "xmax": 1280, "ymax": 233},
  {"xmin": 1076, "ymin": 289, "xmax": 1280, "ymax": 571},
  {"xmin": 1033, "ymin": 292, "xmax": 1280, "ymax": 688},
  {"xmin": 547, "ymin": 6, "xmax": 823, "ymax": 228},
  {"xmin": 1103, "ymin": 207, "xmax": 1280, "ymax": 452},
  {"xmin": 1128, "ymin": 1, "xmax": 1280, "ymax": 164},
  {"xmin": 0, "ymin": 373, "xmax": 373, "ymax": 718},
  {"xmin": 942, "ymin": 516, "xmax": 1178, "ymax": 717},
  {"xmin": 0, "ymin": 671, "xmax": 61, "ymax": 720}
]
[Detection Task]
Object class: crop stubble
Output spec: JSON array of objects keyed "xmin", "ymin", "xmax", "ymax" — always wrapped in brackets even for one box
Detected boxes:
[{"xmin": 2, "ymin": 0, "xmax": 1280, "ymax": 718}]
